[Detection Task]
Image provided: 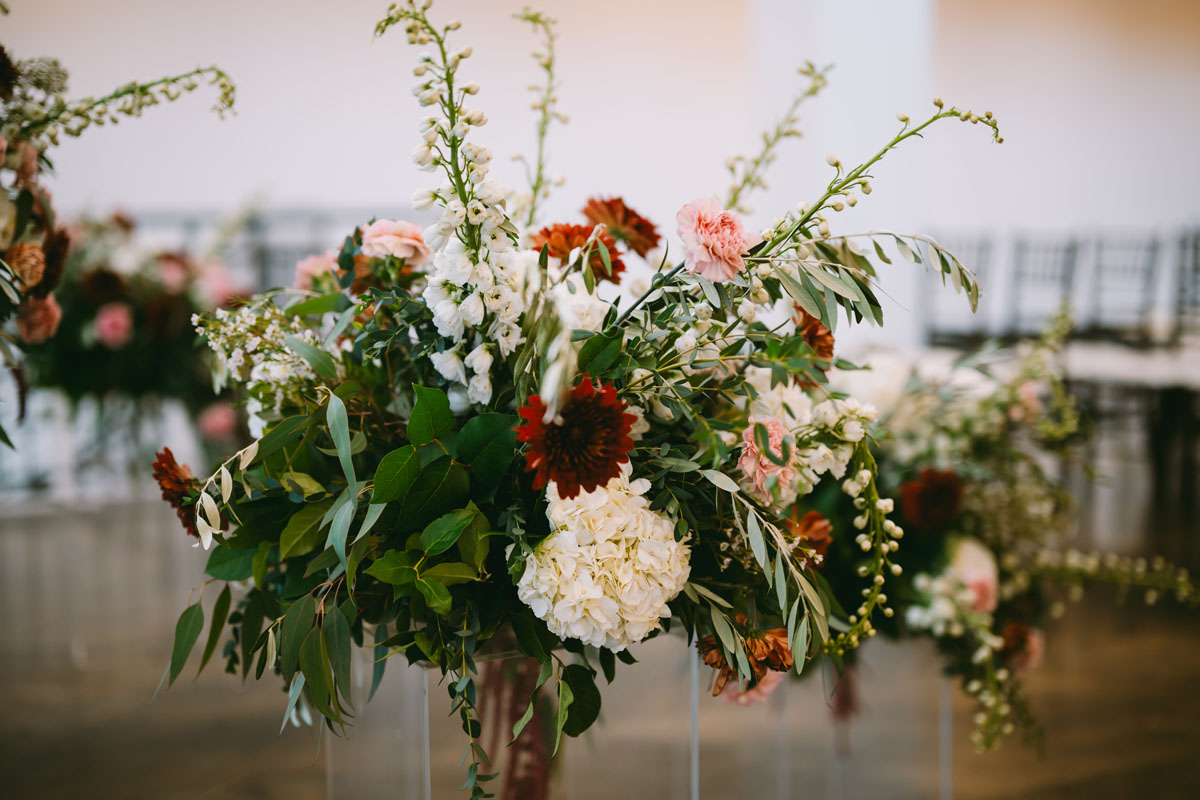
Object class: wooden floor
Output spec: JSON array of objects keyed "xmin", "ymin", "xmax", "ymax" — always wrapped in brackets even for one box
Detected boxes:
[{"xmin": 1, "ymin": 499, "xmax": 1198, "ymax": 799}]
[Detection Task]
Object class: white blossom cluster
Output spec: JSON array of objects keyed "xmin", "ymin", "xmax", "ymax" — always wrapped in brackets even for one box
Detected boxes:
[
  {"xmin": 516, "ymin": 462, "xmax": 692, "ymax": 651},
  {"xmin": 198, "ymin": 305, "xmax": 330, "ymax": 391},
  {"xmin": 408, "ymin": 28, "xmax": 535, "ymax": 407}
]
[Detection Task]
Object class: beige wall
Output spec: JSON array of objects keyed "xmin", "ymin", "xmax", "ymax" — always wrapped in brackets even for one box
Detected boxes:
[{"xmin": 931, "ymin": 0, "xmax": 1200, "ymax": 232}]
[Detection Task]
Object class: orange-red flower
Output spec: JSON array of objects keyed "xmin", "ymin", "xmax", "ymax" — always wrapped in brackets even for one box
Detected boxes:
[
  {"xmin": 530, "ymin": 223, "xmax": 625, "ymax": 284},
  {"xmin": 152, "ymin": 447, "xmax": 200, "ymax": 539},
  {"xmin": 899, "ymin": 468, "xmax": 964, "ymax": 531},
  {"xmin": 791, "ymin": 307, "xmax": 835, "ymax": 386},
  {"xmin": 516, "ymin": 377, "xmax": 635, "ymax": 499},
  {"xmin": 697, "ymin": 613, "xmax": 794, "ymax": 696},
  {"xmin": 581, "ymin": 197, "xmax": 660, "ymax": 257},
  {"xmin": 787, "ymin": 508, "xmax": 833, "ymax": 560},
  {"xmin": 6, "ymin": 242, "xmax": 45, "ymax": 290}
]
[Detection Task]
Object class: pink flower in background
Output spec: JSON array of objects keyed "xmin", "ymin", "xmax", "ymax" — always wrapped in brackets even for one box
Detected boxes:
[
  {"xmin": 1009, "ymin": 380, "xmax": 1043, "ymax": 423},
  {"xmin": 1003, "ymin": 622, "xmax": 1046, "ymax": 673},
  {"xmin": 17, "ymin": 294, "xmax": 62, "ymax": 344},
  {"xmin": 359, "ymin": 219, "xmax": 431, "ymax": 264},
  {"xmin": 198, "ymin": 401, "xmax": 238, "ymax": 440},
  {"xmin": 720, "ymin": 669, "xmax": 785, "ymax": 707},
  {"xmin": 738, "ymin": 416, "xmax": 797, "ymax": 505},
  {"xmin": 95, "ymin": 302, "xmax": 134, "ymax": 349},
  {"xmin": 293, "ymin": 251, "xmax": 338, "ymax": 291},
  {"xmin": 157, "ymin": 254, "xmax": 191, "ymax": 294},
  {"xmin": 676, "ymin": 197, "xmax": 758, "ymax": 283},
  {"xmin": 949, "ymin": 538, "xmax": 999, "ymax": 614},
  {"xmin": 198, "ymin": 261, "xmax": 244, "ymax": 307}
]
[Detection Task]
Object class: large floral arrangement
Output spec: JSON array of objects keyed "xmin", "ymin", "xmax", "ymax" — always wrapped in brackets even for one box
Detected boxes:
[
  {"xmin": 26, "ymin": 212, "xmax": 247, "ymax": 449},
  {"xmin": 154, "ymin": 3, "xmax": 1004, "ymax": 794},
  {"xmin": 810, "ymin": 316, "xmax": 1199, "ymax": 751},
  {"xmin": 0, "ymin": 19, "xmax": 234, "ymax": 447}
]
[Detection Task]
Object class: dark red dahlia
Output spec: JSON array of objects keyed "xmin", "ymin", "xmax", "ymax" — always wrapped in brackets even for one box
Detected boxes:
[
  {"xmin": 152, "ymin": 447, "xmax": 199, "ymax": 539},
  {"xmin": 581, "ymin": 196, "xmax": 660, "ymax": 258},
  {"xmin": 516, "ymin": 377, "xmax": 635, "ymax": 499},
  {"xmin": 530, "ymin": 223, "xmax": 625, "ymax": 284},
  {"xmin": 899, "ymin": 468, "xmax": 964, "ymax": 531}
]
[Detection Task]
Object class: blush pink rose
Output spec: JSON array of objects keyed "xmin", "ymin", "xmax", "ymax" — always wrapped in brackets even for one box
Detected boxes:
[
  {"xmin": 293, "ymin": 251, "xmax": 338, "ymax": 291},
  {"xmin": 198, "ymin": 401, "xmax": 238, "ymax": 440},
  {"xmin": 949, "ymin": 538, "xmax": 999, "ymax": 614},
  {"xmin": 676, "ymin": 197, "xmax": 758, "ymax": 283},
  {"xmin": 720, "ymin": 669, "xmax": 784, "ymax": 707},
  {"xmin": 95, "ymin": 301, "xmax": 134, "ymax": 349},
  {"xmin": 360, "ymin": 219, "xmax": 431, "ymax": 265},
  {"xmin": 157, "ymin": 254, "xmax": 191, "ymax": 294},
  {"xmin": 17, "ymin": 294, "xmax": 62, "ymax": 344},
  {"xmin": 738, "ymin": 416, "xmax": 797, "ymax": 505}
]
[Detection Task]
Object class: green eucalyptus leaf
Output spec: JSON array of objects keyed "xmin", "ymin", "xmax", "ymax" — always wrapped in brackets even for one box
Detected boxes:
[
  {"xmin": 198, "ymin": 585, "xmax": 232, "ymax": 675},
  {"xmin": 168, "ymin": 602, "xmax": 204, "ymax": 686}
]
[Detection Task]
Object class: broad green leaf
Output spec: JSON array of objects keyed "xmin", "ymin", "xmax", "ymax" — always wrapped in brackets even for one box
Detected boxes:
[
  {"xmin": 561, "ymin": 665, "xmax": 601, "ymax": 737},
  {"xmin": 407, "ymin": 384, "xmax": 454, "ymax": 446},
  {"xmin": 284, "ymin": 335, "xmax": 338, "ymax": 380},
  {"xmin": 577, "ymin": 331, "xmax": 622, "ymax": 373},
  {"xmin": 399, "ymin": 457, "xmax": 469, "ymax": 530},
  {"xmin": 456, "ymin": 413, "xmax": 518, "ymax": 497},
  {"xmin": 416, "ymin": 578, "xmax": 452, "ymax": 615},
  {"xmin": 251, "ymin": 541, "xmax": 271, "ymax": 589},
  {"xmin": 280, "ymin": 471, "xmax": 326, "ymax": 499},
  {"xmin": 168, "ymin": 603, "xmax": 204, "ymax": 686},
  {"xmin": 512, "ymin": 613, "xmax": 548, "ymax": 662},
  {"xmin": 204, "ymin": 547, "xmax": 255, "ymax": 581},
  {"xmin": 419, "ymin": 508, "xmax": 476, "ymax": 556},
  {"xmin": 599, "ymin": 648, "xmax": 616, "ymax": 684},
  {"xmin": 421, "ymin": 562, "xmax": 479, "ymax": 586},
  {"xmin": 326, "ymin": 392, "xmax": 355, "ymax": 486},
  {"xmin": 279, "ymin": 498, "xmax": 335, "ymax": 560},
  {"xmin": 280, "ymin": 593, "xmax": 316, "ymax": 679},
  {"xmin": 365, "ymin": 549, "xmax": 419, "ymax": 586},
  {"xmin": 369, "ymin": 624, "xmax": 388, "ymax": 701},
  {"xmin": 198, "ymin": 585, "xmax": 232, "ymax": 675},
  {"xmin": 371, "ymin": 446, "xmax": 420, "ymax": 503}
]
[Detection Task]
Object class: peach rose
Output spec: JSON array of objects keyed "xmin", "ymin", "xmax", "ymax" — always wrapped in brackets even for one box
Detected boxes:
[
  {"xmin": 293, "ymin": 251, "xmax": 338, "ymax": 291},
  {"xmin": 738, "ymin": 416, "xmax": 797, "ymax": 506},
  {"xmin": 359, "ymin": 219, "xmax": 431, "ymax": 265},
  {"xmin": 17, "ymin": 294, "xmax": 62, "ymax": 344},
  {"xmin": 676, "ymin": 197, "xmax": 758, "ymax": 283},
  {"xmin": 95, "ymin": 302, "xmax": 134, "ymax": 349}
]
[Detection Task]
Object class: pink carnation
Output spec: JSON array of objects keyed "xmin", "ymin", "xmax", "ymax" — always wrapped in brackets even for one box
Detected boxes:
[
  {"xmin": 359, "ymin": 219, "xmax": 431, "ymax": 264},
  {"xmin": 676, "ymin": 197, "xmax": 758, "ymax": 283},
  {"xmin": 17, "ymin": 294, "xmax": 62, "ymax": 345},
  {"xmin": 198, "ymin": 401, "xmax": 238, "ymax": 440},
  {"xmin": 293, "ymin": 251, "xmax": 338, "ymax": 291},
  {"xmin": 720, "ymin": 670, "xmax": 784, "ymax": 707},
  {"xmin": 738, "ymin": 416, "xmax": 797, "ymax": 505},
  {"xmin": 95, "ymin": 302, "xmax": 134, "ymax": 349}
]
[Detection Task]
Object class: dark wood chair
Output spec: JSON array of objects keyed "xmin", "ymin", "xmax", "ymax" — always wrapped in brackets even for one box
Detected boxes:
[
  {"xmin": 1078, "ymin": 236, "xmax": 1160, "ymax": 346},
  {"xmin": 1003, "ymin": 238, "xmax": 1079, "ymax": 342}
]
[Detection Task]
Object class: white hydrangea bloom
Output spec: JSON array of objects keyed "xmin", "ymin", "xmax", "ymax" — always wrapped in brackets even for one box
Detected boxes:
[{"xmin": 517, "ymin": 463, "xmax": 691, "ymax": 651}]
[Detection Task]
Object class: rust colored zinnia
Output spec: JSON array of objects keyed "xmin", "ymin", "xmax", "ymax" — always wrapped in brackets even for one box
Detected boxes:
[
  {"xmin": 581, "ymin": 197, "xmax": 661, "ymax": 258},
  {"xmin": 5, "ymin": 242, "xmax": 45, "ymax": 290},
  {"xmin": 899, "ymin": 468, "xmax": 964, "ymax": 531},
  {"xmin": 697, "ymin": 614, "xmax": 794, "ymax": 696},
  {"xmin": 787, "ymin": 508, "xmax": 833, "ymax": 560},
  {"xmin": 516, "ymin": 376, "xmax": 635, "ymax": 499},
  {"xmin": 152, "ymin": 447, "xmax": 200, "ymax": 539},
  {"xmin": 530, "ymin": 223, "xmax": 625, "ymax": 284},
  {"xmin": 792, "ymin": 307, "xmax": 836, "ymax": 386}
]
